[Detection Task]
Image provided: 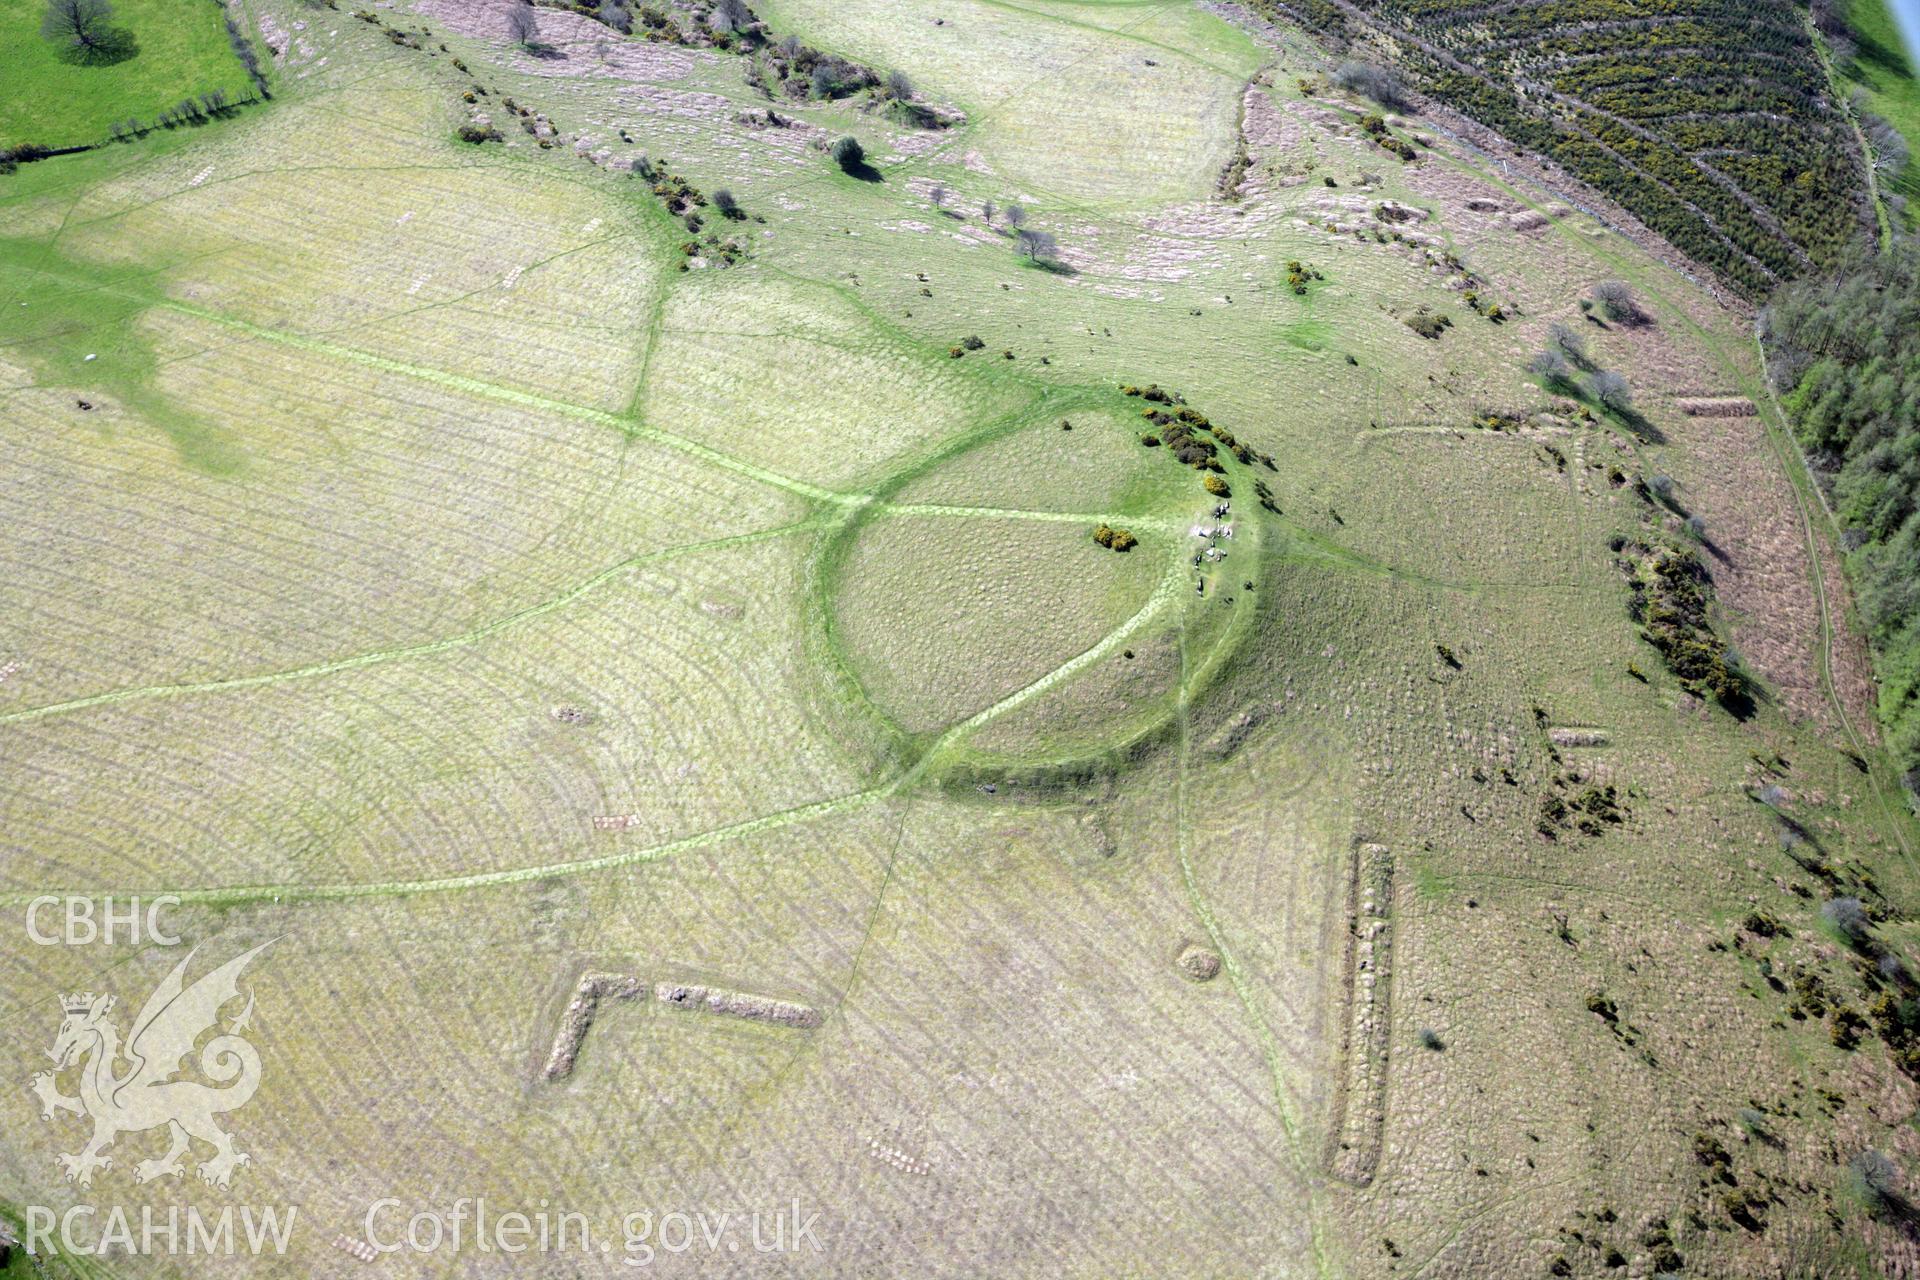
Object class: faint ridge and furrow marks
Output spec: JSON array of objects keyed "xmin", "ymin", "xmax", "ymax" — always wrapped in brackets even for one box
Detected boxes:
[{"xmin": 1325, "ymin": 840, "xmax": 1394, "ymax": 1187}]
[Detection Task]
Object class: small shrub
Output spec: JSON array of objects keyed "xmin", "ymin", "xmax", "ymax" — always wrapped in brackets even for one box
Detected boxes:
[
  {"xmin": 1203, "ymin": 474, "xmax": 1230, "ymax": 497},
  {"xmin": 457, "ymin": 124, "xmax": 503, "ymax": 144},
  {"xmin": 829, "ymin": 135, "xmax": 864, "ymax": 172}
]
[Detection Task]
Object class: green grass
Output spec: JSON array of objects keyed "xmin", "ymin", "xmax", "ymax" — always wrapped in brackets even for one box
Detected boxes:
[
  {"xmin": 1844, "ymin": 0, "xmax": 1920, "ymax": 212},
  {"xmin": 0, "ymin": 0, "xmax": 257, "ymax": 150},
  {"xmin": 0, "ymin": 233, "xmax": 243, "ymax": 471}
]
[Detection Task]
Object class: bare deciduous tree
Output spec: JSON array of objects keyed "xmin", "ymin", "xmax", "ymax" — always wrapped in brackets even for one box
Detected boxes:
[
  {"xmin": 886, "ymin": 69, "xmax": 913, "ymax": 99},
  {"xmin": 1865, "ymin": 111, "xmax": 1911, "ymax": 178},
  {"xmin": 598, "ymin": 0, "xmax": 632, "ymax": 33},
  {"xmin": 1016, "ymin": 227, "xmax": 1057, "ymax": 262},
  {"xmin": 1589, "ymin": 369, "xmax": 1632, "ymax": 410},
  {"xmin": 980, "ymin": 197, "xmax": 995, "ymax": 223},
  {"xmin": 505, "ymin": 2, "xmax": 539, "ymax": 47},
  {"xmin": 1528, "ymin": 349, "xmax": 1572, "ymax": 385},
  {"xmin": 1593, "ymin": 280, "xmax": 1645, "ymax": 325},
  {"xmin": 1547, "ymin": 321, "xmax": 1585, "ymax": 362},
  {"xmin": 41, "ymin": 0, "xmax": 117, "ymax": 57},
  {"xmin": 1003, "ymin": 202, "xmax": 1026, "ymax": 229},
  {"xmin": 1331, "ymin": 59, "xmax": 1410, "ymax": 112},
  {"xmin": 927, "ymin": 182, "xmax": 947, "ymax": 209}
]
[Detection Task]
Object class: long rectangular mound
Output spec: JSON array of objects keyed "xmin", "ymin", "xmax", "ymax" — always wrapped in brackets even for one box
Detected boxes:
[
  {"xmin": 1325, "ymin": 840, "xmax": 1394, "ymax": 1187},
  {"xmin": 654, "ymin": 981, "xmax": 822, "ymax": 1028},
  {"xmin": 543, "ymin": 971, "xmax": 648, "ymax": 1080}
]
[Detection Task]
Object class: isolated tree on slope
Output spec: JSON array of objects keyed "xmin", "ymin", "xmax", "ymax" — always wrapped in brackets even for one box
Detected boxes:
[
  {"xmin": 1593, "ymin": 280, "xmax": 1645, "ymax": 325},
  {"xmin": 1528, "ymin": 348, "xmax": 1573, "ymax": 388},
  {"xmin": 41, "ymin": 0, "xmax": 116, "ymax": 58},
  {"xmin": 1016, "ymin": 228, "xmax": 1057, "ymax": 262},
  {"xmin": 1589, "ymin": 369, "xmax": 1633, "ymax": 411},
  {"xmin": 1003, "ymin": 202, "xmax": 1027, "ymax": 230},
  {"xmin": 506, "ymin": 1, "xmax": 539, "ymax": 47},
  {"xmin": 1547, "ymin": 321, "xmax": 1585, "ymax": 363}
]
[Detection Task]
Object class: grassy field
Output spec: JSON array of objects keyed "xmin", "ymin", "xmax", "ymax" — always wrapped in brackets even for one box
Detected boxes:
[
  {"xmin": 1, "ymin": 0, "xmax": 1918, "ymax": 1276},
  {"xmin": 1844, "ymin": 0, "xmax": 1920, "ymax": 212},
  {"xmin": 0, "ymin": 0, "xmax": 257, "ymax": 151}
]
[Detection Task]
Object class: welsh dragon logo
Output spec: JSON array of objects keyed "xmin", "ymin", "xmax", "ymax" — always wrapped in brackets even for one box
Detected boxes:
[{"xmin": 30, "ymin": 941, "xmax": 275, "ymax": 1189}]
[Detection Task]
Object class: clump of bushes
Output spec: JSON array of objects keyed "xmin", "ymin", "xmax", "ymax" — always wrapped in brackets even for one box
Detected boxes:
[
  {"xmin": 457, "ymin": 123, "xmax": 504, "ymax": 144},
  {"xmin": 1614, "ymin": 536, "xmax": 1744, "ymax": 704},
  {"xmin": 1537, "ymin": 772, "xmax": 1626, "ymax": 838},
  {"xmin": 0, "ymin": 142, "xmax": 52, "ymax": 175},
  {"xmin": 1284, "ymin": 259, "xmax": 1322, "ymax": 295},
  {"xmin": 1404, "ymin": 308, "xmax": 1451, "ymax": 339},
  {"xmin": 1351, "ymin": 106, "xmax": 1416, "ymax": 159},
  {"xmin": 1117, "ymin": 383, "xmax": 1273, "ymax": 500},
  {"xmin": 1092, "ymin": 524, "xmax": 1137, "ymax": 552},
  {"xmin": 649, "ymin": 169, "xmax": 706, "ymax": 214}
]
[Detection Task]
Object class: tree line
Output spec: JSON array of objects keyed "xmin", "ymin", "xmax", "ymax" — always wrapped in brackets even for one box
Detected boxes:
[{"xmin": 1763, "ymin": 242, "xmax": 1920, "ymax": 806}]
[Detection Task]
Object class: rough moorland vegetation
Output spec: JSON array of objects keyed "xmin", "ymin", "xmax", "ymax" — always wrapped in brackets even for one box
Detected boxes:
[
  {"xmin": 1764, "ymin": 243, "xmax": 1920, "ymax": 805},
  {"xmin": 555, "ymin": 0, "xmax": 955, "ymax": 127},
  {"xmin": 1257, "ymin": 0, "xmax": 1870, "ymax": 296}
]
